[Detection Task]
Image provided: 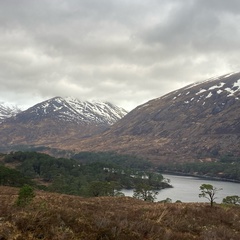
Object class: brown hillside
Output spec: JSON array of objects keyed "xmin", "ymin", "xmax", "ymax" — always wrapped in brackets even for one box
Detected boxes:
[
  {"xmin": 70, "ymin": 72, "xmax": 240, "ymax": 164},
  {"xmin": 0, "ymin": 97, "xmax": 127, "ymax": 151},
  {"xmin": 0, "ymin": 186, "xmax": 240, "ymax": 240}
]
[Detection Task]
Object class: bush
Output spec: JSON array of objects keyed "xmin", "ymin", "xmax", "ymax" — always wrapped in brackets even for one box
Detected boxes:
[
  {"xmin": 16, "ymin": 185, "xmax": 35, "ymax": 207},
  {"xmin": 222, "ymin": 195, "xmax": 240, "ymax": 205}
]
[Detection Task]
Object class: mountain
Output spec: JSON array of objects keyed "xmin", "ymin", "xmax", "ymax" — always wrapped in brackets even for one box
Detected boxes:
[
  {"xmin": 72, "ymin": 72, "xmax": 240, "ymax": 164},
  {"xmin": 0, "ymin": 97, "xmax": 127, "ymax": 151},
  {"xmin": 10, "ymin": 96, "xmax": 127, "ymax": 125},
  {"xmin": 0, "ymin": 102, "xmax": 21, "ymax": 122}
]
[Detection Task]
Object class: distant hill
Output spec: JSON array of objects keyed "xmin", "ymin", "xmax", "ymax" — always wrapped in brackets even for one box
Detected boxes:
[
  {"xmin": 72, "ymin": 72, "xmax": 240, "ymax": 164},
  {"xmin": 0, "ymin": 97, "xmax": 127, "ymax": 151}
]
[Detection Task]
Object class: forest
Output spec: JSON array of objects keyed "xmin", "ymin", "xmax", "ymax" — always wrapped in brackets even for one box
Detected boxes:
[
  {"xmin": 158, "ymin": 154, "xmax": 240, "ymax": 182},
  {"xmin": 0, "ymin": 151, "xmax": 170, "ymax": 197}
]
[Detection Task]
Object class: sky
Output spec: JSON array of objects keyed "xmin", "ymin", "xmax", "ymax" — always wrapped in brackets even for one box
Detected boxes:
[{"xmin": 1, "ymin": 0, "xmax": 240, "ymax": 111}]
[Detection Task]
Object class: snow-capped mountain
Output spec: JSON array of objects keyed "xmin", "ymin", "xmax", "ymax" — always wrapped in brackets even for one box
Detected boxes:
[
  {"xmin": 0, "ymin": 102, "xmax": 21, "ymax": 122},
  {"xmin": 12, "ymin": 97, "xmax": 127, "ymax": 125},
  {"xmin": 0, "ymin": 97, "xmax": 127, "ymax": 151},
  {"xmin": 71, "ymin": 72, "xmax": 240, "ymax": 163}
]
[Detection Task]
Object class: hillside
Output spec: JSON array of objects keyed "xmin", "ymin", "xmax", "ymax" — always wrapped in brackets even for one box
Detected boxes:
[
  {"xmin": 0, "ymin": 97, "xmax": 127, "ymax": 151},
  {"xmin": 0, "ymin": 186, "xmax": 239, "ymax": 240},
  {"xmin": 71, "ymin": 72, "xmax": 240, "ymax": 164}
]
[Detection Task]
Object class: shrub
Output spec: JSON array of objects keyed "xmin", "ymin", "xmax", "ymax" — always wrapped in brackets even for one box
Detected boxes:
[
  {"xmin": 16, "ymin": 184, "xmax": 35, "ymax": 207},
  {"xmin": 222, "ymin": 195, "xmax": 240, "ymax": 205}
]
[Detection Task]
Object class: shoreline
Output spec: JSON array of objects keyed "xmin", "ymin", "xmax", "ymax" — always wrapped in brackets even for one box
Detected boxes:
[{"xmin": 161, "ymin": 171, "xmax": 240, "ymax": 184}]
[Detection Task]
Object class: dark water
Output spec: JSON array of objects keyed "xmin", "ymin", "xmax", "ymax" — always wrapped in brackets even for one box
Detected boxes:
[{"xmin": 123, "ymin": 174, "xmax": 240, "ymax": 203}]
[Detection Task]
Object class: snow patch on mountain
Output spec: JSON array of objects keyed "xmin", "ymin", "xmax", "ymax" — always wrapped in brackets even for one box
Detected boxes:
[
  {"xmin": 184, "ymin": 72, "xmax": 237, "ymax": 91},
  {"xmin": 196, "ymin": 89, "xmax": 207, "ymax": 95},
  {"xmin": 0, "ymin": 102, "xmax": 21, "ymax": 122},
  {"xmin": 18, "ymin": 97, "xmax": 128, "ymax": 125},
  {"xmin": 170, "ymin": 73, "xmax": 240, "ymax": 106},
  {"xmin": 233, "ymin": 79, "xmax": 240, "ymax": 88},
  {"xmin": 206, "ymin": 92, "xmax": 213, "ymax": 99},
  {"xmin": 209, "ymin": 82, "xmax": 225, "ymax": 90}
]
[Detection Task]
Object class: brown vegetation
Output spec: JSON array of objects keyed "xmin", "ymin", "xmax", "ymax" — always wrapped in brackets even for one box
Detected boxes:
[
  {"xmin": 0, "ymin": 186, "xmax": 240, "ymax": 240},
  {"xmin": 68, "ymin": 72, "xmax": 240, "ymax": 164}
]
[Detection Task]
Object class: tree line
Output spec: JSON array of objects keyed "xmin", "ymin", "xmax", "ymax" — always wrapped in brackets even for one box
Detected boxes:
[
  {"xmin": 0, "ymin": 151, "xmax": 171, "ymax": 197},
  {"xmin": 158, "ymin": 154, "xmax": 240, "ymax": 181}
]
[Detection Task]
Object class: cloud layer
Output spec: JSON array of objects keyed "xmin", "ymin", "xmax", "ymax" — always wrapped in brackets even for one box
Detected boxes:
[{"xmin": 1, "ymin": 0, "xmax": 240, "ymax": 110}]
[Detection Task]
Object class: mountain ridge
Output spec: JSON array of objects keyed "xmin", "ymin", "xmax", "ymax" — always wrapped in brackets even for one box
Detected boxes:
[
  {"xmin": 7, "ymin": 96, "xmax": 127, "ymax": 125},
  {"xmin": 0, "ymin": 97, "xmax": 127, "ymax": 151},
  {"xmin": 69, "ymin": 72, "xmax": 240, "ymax": 163},
  {"xmin": 0, "ymin": 102, "xmax": 21, "ymax": 122}
]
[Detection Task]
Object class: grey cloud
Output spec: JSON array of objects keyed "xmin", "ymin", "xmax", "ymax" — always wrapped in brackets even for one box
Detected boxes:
[
  {"xmin": 0, "ymin": 0, "xmax": 240, "ymax": 111},
  {"xmin": 140, "ymin": 0, "xmax": 240, "ymax": 52}
]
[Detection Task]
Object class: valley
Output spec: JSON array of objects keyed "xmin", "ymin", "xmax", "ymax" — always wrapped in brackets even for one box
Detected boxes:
[{"xmin": 1, "ymin": 73, "xmax": 240, "ymax": 239}]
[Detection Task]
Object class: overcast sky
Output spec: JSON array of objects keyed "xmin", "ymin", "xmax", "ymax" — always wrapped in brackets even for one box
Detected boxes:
[{"xmin": 1, "ymin": 0, "xmax": 240, "ymax": 111}]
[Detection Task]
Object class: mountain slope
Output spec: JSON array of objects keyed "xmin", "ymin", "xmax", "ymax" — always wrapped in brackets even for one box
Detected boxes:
[
  {"xmin": 72, "ymin": 72, "xmax": 240, "ymax": 163},
  {"xmin": 0, "ymin": 97, "xmax": 127, "ymax": 150},
  {"xmin": 12, "ymin": 97, "xmax": 127, "ymax": 125},
  {"xmin": 0, "ymin": 102, "xmax": 21, "ymax": 122}
]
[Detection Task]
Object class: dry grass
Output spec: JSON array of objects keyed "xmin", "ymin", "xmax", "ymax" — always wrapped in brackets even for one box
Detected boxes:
[{"xmin": 0, "ymin": 186, "xmax": 240, "ymax": 240}]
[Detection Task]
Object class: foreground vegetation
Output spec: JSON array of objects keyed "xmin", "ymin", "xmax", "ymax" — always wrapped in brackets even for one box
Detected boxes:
[{"xmin": 0, "ymin": 186, "xmax": 240, "ymax": 240}]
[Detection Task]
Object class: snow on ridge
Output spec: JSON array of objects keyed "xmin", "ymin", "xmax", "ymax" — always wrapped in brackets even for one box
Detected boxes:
[
  {"xmin": 0, "ymin": 102, "xmax": 21, "ymax": 111},
  {"xmin": 225, "ymin": 88, "xmax": 235, "ymax": 96},
  {"xmin": 0, "ymin": 101, "xmax": 21, "ymax": 121},
  {"xmin": 233, "ymin": 79, "xmax": 240, "ymax": 88},
  {"xmin": 223, "ymin": 72, "xmax": 237, "ymax": 78},
  {"xmin": 169, "ymin": 74, "xmax": 240, "ymax": 106},
  {"xmin": 186, "ymin": 74, "xmax": 240, "ymax": 102},
  {"xmin": 224, "ymin": 79, "xmax": 240, "ymax": 97},
  {"xmin": 28, "ymin": 96, "xmax": 127, "ymax": 125},
  {"xmin": 185, "ymin": 76, "xmax": 219, "ymax": 90},
  {"xmin": 184, "ymin": 72, "xmax": 239, "ymax": 91},
  {"xmin": 225, "ymin": 87, "xmax": 238, "ymax": 97},
  {"xmin": 63, "ymin": 97, "xmax": 127, "ymax": 124},
  {"xmin": 209, "ymin": 82, "xmax": 225, "ymax": 90},
  {"xmin": 150, "ymin": 73, "xmax": 240, "ymax": 108}
]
